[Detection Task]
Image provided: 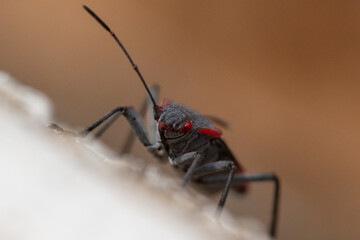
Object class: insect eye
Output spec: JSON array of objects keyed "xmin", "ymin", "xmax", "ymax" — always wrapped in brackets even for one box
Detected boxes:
[{"xmin": 179, "ymin": 121, "xmax": 192, "ymax": 134}]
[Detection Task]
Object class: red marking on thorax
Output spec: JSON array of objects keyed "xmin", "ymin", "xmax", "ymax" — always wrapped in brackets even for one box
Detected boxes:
[{"xmin": 197, "ymin": 128, "xmax": 222, "ymax": 138}]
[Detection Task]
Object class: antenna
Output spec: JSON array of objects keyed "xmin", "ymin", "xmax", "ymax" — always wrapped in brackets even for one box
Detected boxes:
[{"xmin": 83, "ymin": 5, "xmax": 158, "ymax": 107}]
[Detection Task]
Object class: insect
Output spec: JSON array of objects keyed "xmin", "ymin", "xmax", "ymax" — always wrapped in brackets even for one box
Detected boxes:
[{"xmin": 55, "ymin": 5, "xmax": 280, "ymax": 237}]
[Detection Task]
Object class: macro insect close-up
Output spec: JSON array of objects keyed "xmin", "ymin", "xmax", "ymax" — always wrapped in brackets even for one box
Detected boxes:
[
  {"xmin": 92, "ymin": 4, "xmax": 280, "ymax": 236},
  {"xmin": 50, "ymin": 5, "xmax": 280, "ymax": 237},
  {"xmin": 2, "ymin": 2, "xmax": 360, "ymax": 240}
]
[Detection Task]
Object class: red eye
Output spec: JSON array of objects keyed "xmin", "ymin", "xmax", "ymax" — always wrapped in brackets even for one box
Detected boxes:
[{"xmin": 179, "ymin": 121, "xmax": 192, "ymax": 134}]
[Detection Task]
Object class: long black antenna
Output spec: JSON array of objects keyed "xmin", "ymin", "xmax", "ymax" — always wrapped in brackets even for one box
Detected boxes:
[{"xmin": 83, "ymin": 5, "xmax": 158, "ymax": 107}]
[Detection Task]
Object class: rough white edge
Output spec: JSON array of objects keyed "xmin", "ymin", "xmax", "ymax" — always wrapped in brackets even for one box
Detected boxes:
[{"xmin": 0, "ymin": 71, "xmax": 269, "ymax": 240}]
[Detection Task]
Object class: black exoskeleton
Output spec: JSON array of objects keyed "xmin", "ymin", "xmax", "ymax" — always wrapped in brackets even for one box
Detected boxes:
[{"xmin": 54, "ymin": 5, "xmax": 281, "ymax": 238}]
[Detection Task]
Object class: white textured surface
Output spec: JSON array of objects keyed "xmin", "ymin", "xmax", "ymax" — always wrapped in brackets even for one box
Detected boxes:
[{"xmin": 0, "ymin": 72, "xmax": 269, "ymax": 240}]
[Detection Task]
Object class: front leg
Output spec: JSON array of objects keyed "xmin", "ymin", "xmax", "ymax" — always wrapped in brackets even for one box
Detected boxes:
[
  {"xmin": 120, "ymin": 85, "xmax": 160, "ymax": 155},
  {"xmin": 75, "ymin": 85, "xmax": 164, "ymax": 158},
  {"xmin": 51, "ymin": 106, "xmax": 164, "ymax": 159},
  {"xmin": 82, "ymin": 106, "xmax": 166, "ymax": 159},
  {"xmin": 79, "ymin": 106, "xmax": 151, "ymax": 145}
]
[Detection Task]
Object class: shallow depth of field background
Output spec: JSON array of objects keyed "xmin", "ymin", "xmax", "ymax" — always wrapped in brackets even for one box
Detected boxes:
[{"xmin": 1, "ymin": 1, "xmax": 359, "ymax": 239}]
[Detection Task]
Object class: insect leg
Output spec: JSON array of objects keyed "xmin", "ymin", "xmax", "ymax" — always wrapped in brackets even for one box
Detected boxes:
[
  {"xmin": 118, "ymin": 101, "xmax": 146, "ymax": 154},
  {"xmin": 198, "ymin": 172, "xmax": 280, "ymax": 237},
  {"xmin": 120, "ymin": 85, "xmax": 159, "ymax": 154},
  {"xmin": 146, "ymin": 85, "xmax": 159, "ymax": 144},
  {"xmin": 180, "ymin": 154, "xmax": 202, "ymax": 187},
  {"xmin": 80, "ymin": 105, "xmax": 165, "ymax": 159},
  {"xmin": 170, "ymin": 152, "xmax": 202, "ymax": 187},
  {"xmin": 92, "ymin": 85, "xmax": 158, "ymax": 142},
  {"xmin": 119, "ymin": 86, "xmax": 164, "ymax": 159},
  {"xmin": 191, "ymin": 161, "xmax": 236, "ymax": 213},
  {"xmin": 79, "ymin": 106, "xmax": 153, "ymax": 148},
  {"xmin": 120, "ymin": 86, "xmax": 158, "ymax": 154},
  {"xmin": 93, "ymin": 111, "xmax": 122, "ymax": 138}
]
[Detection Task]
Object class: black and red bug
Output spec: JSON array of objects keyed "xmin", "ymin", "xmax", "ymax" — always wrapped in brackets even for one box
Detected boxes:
[{"xmin": 55, "ymin": 5, "xmax": 281, "ymax": 238}]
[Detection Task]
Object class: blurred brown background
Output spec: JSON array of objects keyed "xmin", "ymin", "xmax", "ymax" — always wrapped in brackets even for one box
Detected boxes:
[{"xmin": 1, "ymin": 1, "xmax": 359, "ymax": 239}]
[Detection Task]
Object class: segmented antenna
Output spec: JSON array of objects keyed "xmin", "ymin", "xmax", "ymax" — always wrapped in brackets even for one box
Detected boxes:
[{"xmin": 83, "ymin": 5, "xmax": 158, "ymax": 107}]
